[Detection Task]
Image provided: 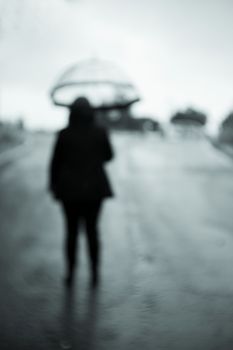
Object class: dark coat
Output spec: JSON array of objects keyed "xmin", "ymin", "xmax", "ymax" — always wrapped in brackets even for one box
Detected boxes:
[{"xmin": 49, "ymin": 124, "xmax": 114, "ymax": 202}]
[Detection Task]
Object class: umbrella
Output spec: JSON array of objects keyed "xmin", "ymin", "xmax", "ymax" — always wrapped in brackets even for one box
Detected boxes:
[{"xmin": 50, "ymin": 58, "xmax": 140, "ymax": 110}]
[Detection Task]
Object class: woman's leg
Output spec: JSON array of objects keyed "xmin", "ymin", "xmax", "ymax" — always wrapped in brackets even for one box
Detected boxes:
[
  {"xmin": 62, "ymin": 202, "xmax": 80, "ymax": 284},
  {"xmin": 83, "ymin": 201, "xmax": 102, "ymax": 286}
]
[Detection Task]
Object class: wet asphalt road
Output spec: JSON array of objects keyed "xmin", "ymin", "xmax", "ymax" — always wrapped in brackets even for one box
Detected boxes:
[{"xmin": 0, "ymin": 132, "xmax": 233, "ymax": 350}]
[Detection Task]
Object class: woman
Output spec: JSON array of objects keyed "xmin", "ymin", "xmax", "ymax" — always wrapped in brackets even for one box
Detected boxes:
[{"xmin": 49, "ymin": 97, "xmax": 114, "ymax": 287}]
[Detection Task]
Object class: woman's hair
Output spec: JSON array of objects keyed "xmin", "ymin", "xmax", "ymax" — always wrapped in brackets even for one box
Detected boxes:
[{"xmin": 69, "ymin": 97, "xmax": 94, "ymax": 127}]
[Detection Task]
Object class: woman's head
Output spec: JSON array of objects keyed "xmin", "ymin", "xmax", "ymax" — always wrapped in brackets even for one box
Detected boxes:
[{"xmin": 69, "ymin": 96, "xmax": 94, "ymax": 127}]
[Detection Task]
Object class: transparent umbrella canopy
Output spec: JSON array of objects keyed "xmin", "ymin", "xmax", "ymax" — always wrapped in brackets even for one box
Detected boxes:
[{"xmin": 50, "ymin": 58, "xmax": 140, "ymax": 110}]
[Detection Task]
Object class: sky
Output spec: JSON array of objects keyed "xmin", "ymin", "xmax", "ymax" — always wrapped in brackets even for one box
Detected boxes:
[{"xmin": 0, "ymin": 0, "xmax": 233, "ymax": 130}]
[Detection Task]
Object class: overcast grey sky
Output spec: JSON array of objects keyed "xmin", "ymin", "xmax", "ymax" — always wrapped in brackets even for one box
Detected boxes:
[{"xmin": 0, "ymin": 0, "xmax": 233, "ymax": 129}]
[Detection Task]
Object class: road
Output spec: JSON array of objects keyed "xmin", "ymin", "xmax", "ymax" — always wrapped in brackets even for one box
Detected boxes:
[{"xmin": 0, "ymin": 132, "xmax": 233, "ymax": 350}]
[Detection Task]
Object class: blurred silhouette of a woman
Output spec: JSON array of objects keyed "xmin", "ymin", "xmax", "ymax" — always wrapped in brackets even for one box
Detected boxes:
[{"xmin": 49, "ymin": 97, "xmax": 114, "ymax": 287}]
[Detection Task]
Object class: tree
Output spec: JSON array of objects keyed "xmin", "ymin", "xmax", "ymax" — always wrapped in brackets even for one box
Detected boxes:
[
  {"xmin": 218, "ymin": 112, "xmax": 233, "ymax": 143},
  {"xmin": 221, "ymin": 112, "xmax": 233, "ymax": 129},
  {"xmin": 170, "ymin": 108, "xmax": 207, "ymax": 126}
]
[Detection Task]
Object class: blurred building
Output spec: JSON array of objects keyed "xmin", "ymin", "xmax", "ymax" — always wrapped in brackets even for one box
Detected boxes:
[{"xmin": 0, "ymin": 117, "xmax": 25, "ymax": 152}]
